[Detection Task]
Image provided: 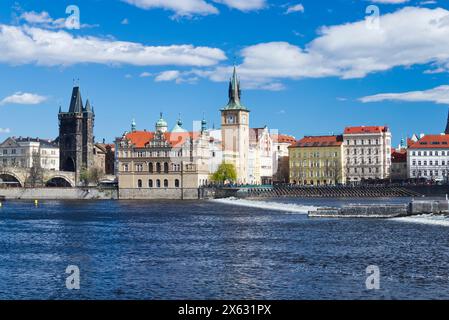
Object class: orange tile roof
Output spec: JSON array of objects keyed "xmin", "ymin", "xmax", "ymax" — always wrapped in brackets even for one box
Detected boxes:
[
  {"xmin": 344, "ymin": 126, "xmax": 388, "ymax": 134},
  {"xmin": 272, "ymin": 134, "xmax": 296, "ymax": 144},
  {"xmin": 124, "ymin": 131, "xmax": 201, "ymax": 148},
  {"xmin": 408, "ymin": 134, "xmax": 449, "ymax": 149},
  {"xmin": 290, "ymin": 135, "xmax": 343, "ymax": 148}
]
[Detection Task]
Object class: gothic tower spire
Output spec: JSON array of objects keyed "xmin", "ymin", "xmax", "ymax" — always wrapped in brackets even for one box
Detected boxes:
[{"xmin": 224, "ymin": 65, "xmax": 247, "ymax": 110}]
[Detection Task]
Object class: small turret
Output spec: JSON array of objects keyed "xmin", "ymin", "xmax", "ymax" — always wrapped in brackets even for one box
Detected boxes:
[
  {"xmin": 156, "ymin": 112, "xmax": 168, "ymax": 133},
  {"xmin": 172, "ymin": 113, "xmax": 187, "ymax": 133},
  {"xmin": 131, "ymin": 119, "xmax": 136, "ymax": 132}
]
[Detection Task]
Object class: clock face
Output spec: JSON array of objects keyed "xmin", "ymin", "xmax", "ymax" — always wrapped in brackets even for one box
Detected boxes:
[
  {"xmin": 241, "ymin": 115, "xmax": 247, "ymax": 124},
  {"xmin": 227, "ymin": 115, "xmax": 235, "ymax": 124}
]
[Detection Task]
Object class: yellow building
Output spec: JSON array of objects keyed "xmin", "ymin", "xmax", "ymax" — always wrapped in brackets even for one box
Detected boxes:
[{"xmin": 289, "ymin": 135, "xmax": 345, "ymax": 186}]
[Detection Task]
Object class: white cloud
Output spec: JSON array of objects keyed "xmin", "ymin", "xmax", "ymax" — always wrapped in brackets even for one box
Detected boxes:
[
  {"xmin": 155, "ymin": 70, "xmax": 181, "ymax": 82},
  {"xmin": 360, "ymin": 85, "xmax": 449, "ymax": 104},
  {"xmin": 196, "ymin": 7, "xmax": 449, "ymax": 89},
  {"xmin": 154, "ymin": 70, "xmax": 199, "ymax": 84},
  {"xmin": 121, "ymin": 18, "xmax": 130, "ymax": 25},
  {"xmin": 371, "ymin": 0, "xmax": 409, "ymax": 3},
  {"xmin": 0, "ymin": 92, "xmax": 47, "ymax": 106},
  {"xmin": 140, "ymin": 72, "xmax": 152, "ymax": 77},
  {"xmin": 0, "ymin": 128, "xmax": 11, "ymax": 134},
  {"xmin": 212, "ymin": 0, "xmax": 266, "ymax": 11},
  {"xmin": 19, "ymin": 11, "xmax": 97, "ymax": 29},
  {"xmin": 122, "ymin": 0, "xmax": 218, "ymax": 17},
  {"xmin": 285, "ymin": 4, "xmax": 304, "ymax": 14},
  {"xmin": 0, "ymin": 24, "xmax": 227, "ymax": 67},
  {"xmin": 122, "ymin": 0, "xmax": 266, "ymax": 16}
]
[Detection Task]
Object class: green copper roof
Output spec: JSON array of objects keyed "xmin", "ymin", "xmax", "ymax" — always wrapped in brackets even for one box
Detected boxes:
[
  {"xmin": 172, "ymin": 114, "xmax": 187, "ymax": 133},
  {"xmin": 222, "ymin": 66, "xmax": 249, "ymax": 111},
  {"xmin": 156, "ymin": 112, "xmax": 168, "ymax": 128}
]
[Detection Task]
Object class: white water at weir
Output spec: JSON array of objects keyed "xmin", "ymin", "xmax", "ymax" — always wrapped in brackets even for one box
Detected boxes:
[
  {"xmin": 212, "ymin": 198, "xmax": 449, "ymax": 227},
  {"xmin": 393, "ymin": 215, "xmax": 449, "ymax": 227},
  {"xmin": 211, "ymin": 198, "xmax": 317, "ymax": 214}
]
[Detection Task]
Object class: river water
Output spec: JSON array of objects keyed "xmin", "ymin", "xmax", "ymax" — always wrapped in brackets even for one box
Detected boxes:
[{"xmin": 0, "ymin": 198, "xmax": 448, "ymax": 300}]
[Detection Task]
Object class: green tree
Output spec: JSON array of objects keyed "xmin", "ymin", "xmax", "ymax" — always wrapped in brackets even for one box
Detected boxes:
[
  {"xmin": 210, "ymin": 163, "xmax": 237, "ymax": 184},
  {"xmin": 79, "ymin": 166, "xmax": 104, "ymax": 186}
]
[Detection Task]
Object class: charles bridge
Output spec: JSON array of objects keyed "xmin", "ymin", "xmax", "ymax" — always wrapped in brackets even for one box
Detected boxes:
[{"xmin": 0, "ymin": 167, "xmax": 76, "ymax": 188}]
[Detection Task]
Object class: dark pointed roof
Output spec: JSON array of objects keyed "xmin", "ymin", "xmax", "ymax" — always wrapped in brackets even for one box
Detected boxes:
[
  {"xmin": 222, "ymin": 66, "xmax": 248, "ymax": 111},
  {"xmin": 84, "ymin": 99, "xmax": 92, "ymax": 113},
  {"xmin": 68, "ymin": 86, "xmax": 83, "ymax": 113}
]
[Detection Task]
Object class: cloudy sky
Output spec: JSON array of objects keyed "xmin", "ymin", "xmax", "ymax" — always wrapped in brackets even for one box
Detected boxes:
[{"xmin": 1, "ymin": 0, "xmax": 449, "ymax": 145}]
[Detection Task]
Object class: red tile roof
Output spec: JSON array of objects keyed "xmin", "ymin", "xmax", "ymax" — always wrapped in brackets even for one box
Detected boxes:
[
  {"xmin": 124, "ymin": 131, "xmax": 200, "ymax": 148},
  {"xmin": 272, "ymin": 134, "xmax": 296, "ymax": 145},
  {"xmin": 391, "ymin": 150, "xmax": 407, "ymax": 163},
  {"xmin": 408, "ymin": 134, "xmax": 449, "ymax": 149},
  {"xmin": 290, "ymin": 135, "xmax": 343, "ymax": 148},
  {"xmin": 344, "ymin": 126, "xmax": 389, "ymax": 134}
]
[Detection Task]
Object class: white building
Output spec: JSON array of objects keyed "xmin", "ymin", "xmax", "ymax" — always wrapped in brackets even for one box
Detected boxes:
[
  {"xmin": 208, "ymin": 129, "xmax": 223, "ymax": 175},
  {"xmin": 407, "ymin": 134, "xmax": 449, "ymax": 182},
  {"xmin": 272, "ymin": 134, "xmax": 296, "ymax": 183},
  {"xmin": 343, "ymin": 126, "xmax": 392, "ymax": 183},
  {"xmin": 248, "ymin": 127, "xmax": 273, "ymax": 185},
  {"xmin": 0, "ymin": 137, "xmax": 59, "ymax": 170}
]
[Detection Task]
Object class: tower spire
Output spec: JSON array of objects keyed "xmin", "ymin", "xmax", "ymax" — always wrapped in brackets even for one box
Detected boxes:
[{"xmin": 223, "ymin": 65, "xmax": 247, "ymax": 110}]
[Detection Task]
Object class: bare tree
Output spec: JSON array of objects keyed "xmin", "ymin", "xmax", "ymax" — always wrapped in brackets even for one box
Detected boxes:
[{"xmin": 26, "ymin": 151, "xmax": 44, "ymax": 187}]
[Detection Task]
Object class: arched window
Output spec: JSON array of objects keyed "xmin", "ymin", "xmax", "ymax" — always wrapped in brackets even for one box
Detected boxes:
[
  {"xmin": 148, "ymin": 179, "xmax": 153, "ymax": 188},
  {"xmin": 156, "ymin": 163, "xmax": 161, "ymax": 173},
  {"xmin": 164, "ymin": 162, "xmax": 169, "ymax": 173},
  {"xmin": 137, "ymin": 179, "xmax": 142, "ymax": 188},
  {"xmin": 164, "ymin": 179, "xmax": 169, "ymax": 188},
  {"xmin": 175, "ymin": 179, "xmax": 180, "ymax": 188},
  {"xmin": 149, "ymin": 163, "xmax": 154, "ymax": 173},
  {"xmin": 156, "ymin": 179, "xmax": 161, "ymax": 188}
]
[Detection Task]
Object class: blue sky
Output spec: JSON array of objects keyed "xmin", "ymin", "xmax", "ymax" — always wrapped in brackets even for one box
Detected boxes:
[{"xmin": 1, "ymin": 0, "xmax": 449, "ymax": 146}]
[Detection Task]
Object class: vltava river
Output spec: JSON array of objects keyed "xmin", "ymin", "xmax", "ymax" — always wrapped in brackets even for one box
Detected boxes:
[{"xmin": 0, "ymin": 198, "xmax": 448, "ymax": 299}]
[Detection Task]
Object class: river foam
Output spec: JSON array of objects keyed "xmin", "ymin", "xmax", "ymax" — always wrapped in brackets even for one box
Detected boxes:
[
  {"xmin": 211, "ymin": 198, "xmax": 317, "ymax": 214},
  {"xmin": 393, "ymin": 215, "xmax": 449, "ymax": 227}
]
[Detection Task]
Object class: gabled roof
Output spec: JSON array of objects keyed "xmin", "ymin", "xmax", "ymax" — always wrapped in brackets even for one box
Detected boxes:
[
  {"xmin": 344, "ymin": 126, "xmax": 389, "ymax": 134},
  {"xmin": 124, "ymin": 130, "xmax": 201, "ymax": 148},
  {"xmin": 408, "ymin": 134, "xmax": 449, "ymax": 149},
  {"xmin": 0, "ymin": 137, "xmax": 20, "ymax": 148},
  {"xmin": 291, "ymin": 135, "xmax": 343, "ymax": 148},
  {"xmin": 272, "ymin": 134, "xmax": 296, "ymax": 145}
]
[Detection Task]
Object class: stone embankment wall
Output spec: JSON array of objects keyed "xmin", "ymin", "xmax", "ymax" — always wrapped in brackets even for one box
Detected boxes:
[
  {"xmin": 0, "ymin": 188, "xmax": 117, "ymax": 200},
  {"xmin": 118, "ymin": 188, "xmax": 207, "ymax": 200}
]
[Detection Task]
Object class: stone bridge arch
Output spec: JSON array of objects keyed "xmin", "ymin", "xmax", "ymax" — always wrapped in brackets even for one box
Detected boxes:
[
  {"xmin": 44, "ymin": 172, "xmax": 76, "ymax": 188},
  {"xmin": 0, "ymin": 171, "xmax": 24, "ymax": 187}
]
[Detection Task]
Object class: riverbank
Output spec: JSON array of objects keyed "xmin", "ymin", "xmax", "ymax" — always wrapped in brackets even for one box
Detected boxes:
[{"xmin": 0, "ymin": 187, "xmax": 117, "ymax": 200}]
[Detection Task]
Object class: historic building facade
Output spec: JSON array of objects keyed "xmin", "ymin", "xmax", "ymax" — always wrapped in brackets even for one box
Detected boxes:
[
  {"xmin": 94, "ymin": 143, "xmax": 115, "ymax": 175},
  {"xmin": 407, "ymin": 134, "xmax": 449, "ymax": 182},
  {"xmin": 0, "ymin": 137, "xmax": 59, "ymax": 170},
  {"xmin": 272, "ymin": 134, "xmax": 296, "ymax": 184},
  {"xmin": 289, "ymin": 135, "xmax": 345, "ymax": 185},
  {"xmin": 115, "ymin": 115, "xmax": 211, "ymax": 199},
  {"xmin": 343, "ymin": 126, "xmax": 392, "ymax": 183},
  {"xmin": 58, "ymin": 86, "xmax": 95, "ymax": 183},
  {"xmin": 248, "ymin": 127, "xmax": 274, "ymax": 185}
]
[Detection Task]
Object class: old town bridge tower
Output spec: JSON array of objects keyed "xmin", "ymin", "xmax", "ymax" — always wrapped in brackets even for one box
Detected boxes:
[{"xmin": 58, "ymin": 86, "xmax": 95, "ymax": 183}]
